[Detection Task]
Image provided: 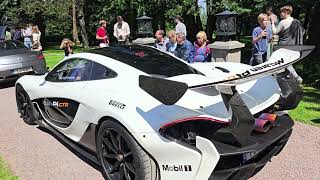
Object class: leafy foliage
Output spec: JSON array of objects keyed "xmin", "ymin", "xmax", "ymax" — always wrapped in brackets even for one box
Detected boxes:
[{"xmin": 1, "ymin": 0, "xmax": 320, "ymax": 84}]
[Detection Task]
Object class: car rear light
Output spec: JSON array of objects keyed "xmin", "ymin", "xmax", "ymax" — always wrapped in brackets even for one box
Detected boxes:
[
  {"xmin": 37, "ymin": 54, "xmax": 45, "ymax": 60},
  {"xmin": 160, "ymin": 116, "xmax": 230, "ymax": 129},
  {"xmin": 159, "ymin": 116, "xmax": 230, "ymax": 147}
]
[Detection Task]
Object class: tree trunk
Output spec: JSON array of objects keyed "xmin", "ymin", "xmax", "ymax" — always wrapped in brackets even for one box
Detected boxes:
[
  {"xmin": 206, "ymin": 15, "xmax": 215, "ymax": 43},
  {"xmin": 309, "ymin": 5, "xmax": 320, "ymax": 55},
  {"xmin": 206, "ymin": 0, "xmax": 215, "ymax": 43},
  {"xmin": 159, "ymin": 0, "xmax": 166, "ymax": 31},
  {"xmin": 303, "ymin": 8, "xmax": 311, "ymax": 41},
  {"xmin": 72, "ymin": 0, "xmax": 80, "ymax": 44},
  {"xmin": 76, "ymin": 0, "xmax": 89, "ymax": 48},
  {"xmin": 292, "ymin": 6, "xmax": 301, "ymax": 19}
]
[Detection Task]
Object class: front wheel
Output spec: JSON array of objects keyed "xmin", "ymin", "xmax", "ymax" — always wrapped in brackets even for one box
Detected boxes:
[
  {"xmin": 96, "ymin": 120, "xmax": 158, "ymax": 180},
  {"xmin": 16, "ymin": 84, "xmax": 37, "ymax": 125}
]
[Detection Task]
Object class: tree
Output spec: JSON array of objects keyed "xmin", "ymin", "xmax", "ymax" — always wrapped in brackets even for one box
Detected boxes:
[
  {"xmin": 76, "ymin": 0, "xmax": 89, "ymax": 48},
  {"xmin": 72, "ymin": 0, "xmax": 80, "ymax": 44}
]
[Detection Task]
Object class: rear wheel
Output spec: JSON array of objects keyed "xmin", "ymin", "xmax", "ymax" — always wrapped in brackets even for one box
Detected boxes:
[
  {"xmin": 16, "ymin": 84, "xmax": 37, "ymax": 125},
  {"xmin": 96, "ymin": 120, "xmax": 158, "ymax": 180}
]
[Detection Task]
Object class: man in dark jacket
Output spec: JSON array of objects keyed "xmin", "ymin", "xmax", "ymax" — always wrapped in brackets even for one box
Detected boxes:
[
  {"xmin": 271, "ymin": 5, "xmax": 304, "ymax": 83},
  {"xmin": 174, "ymin": 32, "xmax": 195, "ymax": 63}
]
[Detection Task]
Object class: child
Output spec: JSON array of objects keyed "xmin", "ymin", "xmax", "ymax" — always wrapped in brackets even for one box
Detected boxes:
[
  {"xmin": 251, "ymin": 13, "xmax": 272, "ymax": 65},
  {"xmin": 60, "ymin": 38, "xmax": 73, "ymax": 57}
]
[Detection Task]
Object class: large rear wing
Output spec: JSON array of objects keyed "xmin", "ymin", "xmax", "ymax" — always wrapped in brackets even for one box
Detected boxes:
[
  {"xmin": 139, "ymin": 45, "xmax": 314, "ymax": 146},
  {"xmin": 139, "ymin": 45, "xmax": 315, "ymax": 106}
]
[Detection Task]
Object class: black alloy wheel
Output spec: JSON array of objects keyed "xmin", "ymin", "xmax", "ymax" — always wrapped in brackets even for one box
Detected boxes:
[
  {"xmin": 97, "ymin": 120, "xmax": 157, "ymax": 180},
  {"xmin": 16, "ymin": 85, "xmax": 37, "ymax": 125},
  {"xmin": 101, "ymin": 128, "xmax": 136, "ymax": 180}
]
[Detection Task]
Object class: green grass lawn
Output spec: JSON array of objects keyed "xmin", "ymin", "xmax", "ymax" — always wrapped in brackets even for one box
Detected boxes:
[
  {"xmin": 43, "ymin": 46, "xmax": 88, "ymax": 69},
  {"xmin": 0, "ymin": 156, "xmax": 18, "ymax": 180},
  {"xmin": 289, "ymin": 86, "xmax": 320, "ymax": 127}
]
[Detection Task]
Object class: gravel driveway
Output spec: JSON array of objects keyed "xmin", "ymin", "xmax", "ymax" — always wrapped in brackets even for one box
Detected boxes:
[{"xmin": 0, "ymin": 85, "xmax": 319, "ymax": 180}]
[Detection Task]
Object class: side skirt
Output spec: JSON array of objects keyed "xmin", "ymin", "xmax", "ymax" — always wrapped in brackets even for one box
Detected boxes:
[{"xmin": 41, "ymin": 120, "xmax": 101, "ymax": 166}]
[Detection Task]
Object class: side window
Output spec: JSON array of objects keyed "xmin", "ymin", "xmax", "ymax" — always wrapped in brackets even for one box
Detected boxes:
[
  {"xmin": 90, "ymin": 62, "xmax": 117, "ymax": 80},
  {"xmin": 45, "ymin": 58, "xmax": 92, "ymax": 82}
]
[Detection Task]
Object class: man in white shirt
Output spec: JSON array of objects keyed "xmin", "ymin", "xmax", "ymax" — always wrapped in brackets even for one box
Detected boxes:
[
  {"xmin": 174, "ymin": 15, "xmax": 187, "ymax": 37},
  {"xmin": 154, "ymin": 30, "xmax": 169, "ymax": 52},
  {"xmin": 113, "ymin": 16, "xmax": 130, "ymax": 44}
]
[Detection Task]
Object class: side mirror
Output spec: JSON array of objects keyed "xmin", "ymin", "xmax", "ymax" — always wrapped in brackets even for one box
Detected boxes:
[{"xmin": 34, "ymin": 67, "xmax": 49, "ymax": 75}]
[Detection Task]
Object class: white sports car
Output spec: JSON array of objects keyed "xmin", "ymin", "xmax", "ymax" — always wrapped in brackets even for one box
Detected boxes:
[{"xmin": 15, "ymin": 44, "xmax": 313, "ymax": 180}]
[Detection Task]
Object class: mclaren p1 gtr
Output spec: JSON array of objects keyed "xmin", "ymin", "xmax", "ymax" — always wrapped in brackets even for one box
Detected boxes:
[{"xmin": 15, "ymin": 44, "xmax": 314, "ymax": 180}]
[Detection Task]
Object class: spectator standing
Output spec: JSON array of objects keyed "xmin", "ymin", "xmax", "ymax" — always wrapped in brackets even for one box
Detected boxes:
[
  {"xmin": 31, "ymin": 25, "xmax": 42, "ymax": 51},
  {"xmin": 174, "ymin": 15, "xmax": 187, "ymax": 37},
  {"xmin": 60, "ymin": 38, "xmax": 73, "ymax": 57},
  {"xmin": 271, "ymin": 5, "xmax": 304, "ymax": 83},
  {"xmin": 194, "ymin": 31, "xmax": 211, "ymax": 62},
  {"xmin": 96, "ymin": 20, "xmax": 109, "ymax": 48},
  {"xmin": 113, "ymin": 16, "xmax": 130, "ymax": 44},
  {"xmin": 265, "ymin": 6, "xmax": 279, "ymax": 59},
  {"xmin": 174, "ymin": 32, "xmax": 194, "ymax": 63},
  {"xmin": 166, "ymin": 30, "xmax": 177, "ymax": 54},
  {"xmin": 154, "ymin": 30, "xmax": 169, "ymax": 52},
  {"xmin": 271, "ymin": 5, "xmax": 304, "ymax": 45},
  {"xmin": 13, "ymin": 27, "xmax": 22, "ymax": 41},
  {"xmin": 5, "ymin": 30, "xmax": 11, "ymax": 40},
  {"xmin": 266, "ymin": 7, "xmax": 279, "ymax": 26},
  {"xmin": 22, "ymin": 23, "xmax": 32, "ymax": 48},
  {"xmin": 251, "ymin": 13, "xmax": 272, "ymax": 65}
]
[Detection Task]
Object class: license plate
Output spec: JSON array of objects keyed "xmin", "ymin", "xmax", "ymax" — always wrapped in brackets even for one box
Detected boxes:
[{"xmin": 13, "ymin": 67, "xmax": 33, "ymax": 74}]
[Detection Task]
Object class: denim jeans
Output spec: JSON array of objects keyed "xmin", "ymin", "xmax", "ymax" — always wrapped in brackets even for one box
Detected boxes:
[{"xmin": 24, "ymin": 40, "xmax": 32, "ymax": 49}]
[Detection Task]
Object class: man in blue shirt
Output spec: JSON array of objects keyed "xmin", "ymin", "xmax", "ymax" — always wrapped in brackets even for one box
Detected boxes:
[
  {"xmin": 251, "ymin": 13, "xmax": 272, "ymax": 65},
  {"xmin": 174, "ymin": 32, "xmax": 195, "ymax": 63}
]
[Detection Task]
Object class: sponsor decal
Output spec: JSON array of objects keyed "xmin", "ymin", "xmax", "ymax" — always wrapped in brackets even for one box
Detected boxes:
[
  {"xmin": 43, "ymin": 100, "xmax": 69, "ymax": 108},
  {"xmin": 109, "ymin": 100, "xmax": 126, "ymax": 110},
  {"xmin": 236, "ymin": 58, "xmax": 284, "ymax": 78},
  {"xmin": 162, "ymin": 165, "xmax": 192, "ymax": 172}
]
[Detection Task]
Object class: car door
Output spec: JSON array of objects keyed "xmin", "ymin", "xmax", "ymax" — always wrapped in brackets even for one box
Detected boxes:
[{"xmin": 34, "ymin": 58, "xmax": 93, "ymax": 132}]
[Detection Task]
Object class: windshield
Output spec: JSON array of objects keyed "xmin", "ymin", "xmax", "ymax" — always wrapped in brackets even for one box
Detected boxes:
[
  {"xmin": 0, "ymin": 40, "xmax": 27, "ymax": 51},
  {"xmin": 89, "ymin": 45, "xmax": 203, "ymax": 78}
]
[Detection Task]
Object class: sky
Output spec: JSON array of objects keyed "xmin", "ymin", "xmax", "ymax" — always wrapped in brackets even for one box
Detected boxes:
[{"xmin": 198, "ymin": 0, "xmax": 207, "ymax": 14}]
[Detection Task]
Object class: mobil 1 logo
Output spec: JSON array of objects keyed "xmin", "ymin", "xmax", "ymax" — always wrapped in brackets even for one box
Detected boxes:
[{"xmin": 162, "ymin": 164, "xmax": 192, "ymax": 172}]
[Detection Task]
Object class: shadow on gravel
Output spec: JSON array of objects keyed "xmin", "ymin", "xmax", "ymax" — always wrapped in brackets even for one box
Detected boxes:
[
  {"xmin": 0, "ymin": 81, "xmax": 15, "ymax": 89},
  {"xmin": 37, "ymin": 126, "xmax": 102, "ymax": 173},
  {"xmin": 311, "ymin": 119, "xmax": 320, "ymax": 124}
]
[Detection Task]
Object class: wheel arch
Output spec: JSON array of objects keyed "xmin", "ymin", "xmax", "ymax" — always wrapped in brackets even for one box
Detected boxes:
[{"xmin": 94, "ymin": 116, "xmax": 161, "ymax": 180}]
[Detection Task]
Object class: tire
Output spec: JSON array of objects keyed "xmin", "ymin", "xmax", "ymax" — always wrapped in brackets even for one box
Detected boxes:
[
  {"xmin": 16, "ymin": 84, "xmax": 37, "ymax": 125},
  {"xmin": 96, "ymin": 120, "xmax": 158, "ymax": 180}
]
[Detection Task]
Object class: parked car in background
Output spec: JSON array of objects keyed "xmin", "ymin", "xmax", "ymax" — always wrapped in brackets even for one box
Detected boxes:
[{"xmin": 0, "ymin": 40, "xmax": 46, "ymax": 83}]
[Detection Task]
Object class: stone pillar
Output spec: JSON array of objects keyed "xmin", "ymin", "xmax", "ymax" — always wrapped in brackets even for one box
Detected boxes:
[{"xmin": 208, "ymin": 41, "xmax": 245, "ymax": 63}]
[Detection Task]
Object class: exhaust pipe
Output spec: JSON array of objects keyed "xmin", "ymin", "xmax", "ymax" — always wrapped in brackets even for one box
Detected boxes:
[
  {"xmin": 259, "ymin": 113, "xmax": 277, "ymax": 125},
  {"xmin": 253, "ymin": 119, "xmax": 271, "ymax": 133}
]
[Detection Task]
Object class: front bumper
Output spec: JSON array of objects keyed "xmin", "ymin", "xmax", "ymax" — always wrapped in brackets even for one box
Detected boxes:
[{"xmin": 207, "ymin": 114, "xmax": 294, "ymax": 180}]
